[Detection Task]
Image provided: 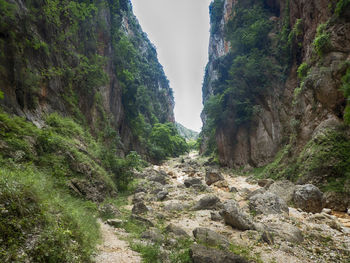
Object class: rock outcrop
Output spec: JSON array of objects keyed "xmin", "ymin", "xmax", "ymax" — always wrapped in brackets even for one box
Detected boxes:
[
  {"xmin": 0, "ymin": 0, "xmax": 175, "ymax": 156},
  {"xmin": 201, "ymin": 0, "xmax": 350, "ymax": 208}
]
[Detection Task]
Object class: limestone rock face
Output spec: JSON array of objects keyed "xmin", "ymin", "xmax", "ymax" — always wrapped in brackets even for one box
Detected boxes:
[
  {"xmin": 0, "ymin": 0, "xmax": 175, "ymax": 156},
  {"xmin": 201, "ymin": 0, "xmax": 350, "ymax": 206}
]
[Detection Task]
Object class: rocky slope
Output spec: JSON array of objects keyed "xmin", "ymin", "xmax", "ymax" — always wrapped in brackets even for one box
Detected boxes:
[
  {"xmin": 176, "ymin": 122, "xmax": 199, "ymax": 141},
  {"xmin": 100, "ymin": 153, "xmax": 350, "ymax": 262},
  {"xmin": 201, "ymin": 0, "xmax": 350, "ymax": 210},
  {"xmin": 0, "ymin": 0, "xmax": 174, "ymax": 155}
]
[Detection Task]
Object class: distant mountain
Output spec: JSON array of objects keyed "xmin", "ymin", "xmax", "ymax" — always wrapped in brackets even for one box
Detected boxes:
[{"xmin": 176, "ymin": 122, "xmax": 199, "ymax": 141}]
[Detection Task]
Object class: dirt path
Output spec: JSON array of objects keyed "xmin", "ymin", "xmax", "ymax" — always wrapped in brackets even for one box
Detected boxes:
[
  {"xmin": 95, "ymin": 220, "xmax": 141, "ymax": 263},
  {"xmin": 96, "ymin": 151, "xmax": 350, "ymax": 263}
]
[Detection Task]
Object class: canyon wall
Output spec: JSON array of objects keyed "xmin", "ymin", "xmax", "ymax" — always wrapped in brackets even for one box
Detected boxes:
[
  {"xmin": 201, "ymin": 0, "xmax": 350, "ymax": 209},
  {"xmin": 0, "ymin": 0, "xmax": 174, "ymax": 155}
]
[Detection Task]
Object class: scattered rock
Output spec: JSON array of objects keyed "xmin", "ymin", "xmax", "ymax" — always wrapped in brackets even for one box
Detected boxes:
[
  {"xmin": 163, "ymin": 201, "xmax": 188, "ymax": 212},
  {"xmin": 268, "ymin": 180, "xmax": 296, "ymax": 203},
  {"xmin": 141, "ymin": 228, "xmax": 164, "ymax": 243},
  {"xmin": 98, "ymin": 203, "xmax": 120, "ymax": 217},
  {"xmin": 134, "ymin": 185, "xmax": 148, "ymax": 194},
  {"xmin": 213, "ymin": 180, "xmax": 229, "ymax": 189},
  {"xmin": 148, "ymin": 172, "xmax": 167, "ymax": 185},
  {"xmin": 249, "ymin": 192, "xmax": 289, "ymax": 215},
  {"xmin": 222, "ymin": 200, "xmax": 255, "ymax": 231},
  {"xmin": 106, "ymin": 219, "xmax": 124, "ymax": 228},
  {"xmin": 157, "ymin": 190, "xmax": 168, "ymax": 201},
  {"xmin": 192, "ymin": 184, "xmax": 208, "ymax": 192},
  {"xmin": 190, "ymin": 244, "xmax": 248, "ymax": 263},
  {"xmin": 184, "ymin": 178, "xmax": 202, "ymax": 188},
  {"xmin": 293, "ymin": 184, "xmax": 325, "ymax": 213},
  {"xmin": 130, "ymin": 215, "xmax": 154, "ymax": 227},
  {"xmin": 132, "ymin": 202, "xmax": 149, "ymax": 215},
  {"xmin": 210, "ymin": 211, "xmax": 222, "ymax": 221},
  {"xmin": 193, "ymin": 194, "xmax": 222, "ymax": 210},
  {"xmin": 324, "ymin": 191, "xmax": 350, "ymax": 212},
  {"xmin": 165, "ymin": 223, "xmax": 190, "ymax": 238},
  {"xmin": 205, "ymin": 169, "xmax": 224, "ymax": 186},
  {"xmin": 132, "ymin": 192, "xmax": 146, "ymax": 204},
  {"xmin": 322, "ymin": 208, "xmax": 332, "ymax": 214},
  {"xmin": 246, "ymin": 188, "xmax": 266, "ymax": 199},
  {"xmin": 268, "ymin": 222, "xmax": 304, "ymax": 243},
  {"xmin": 229, "ymin": 186, "xmax": 238, "ymax": 193},
  {"xmin": 258, "ymin": 179, "xmax": 274, "ymax": 188},
  {"xmin": 193, "ymin": 228, "xmax": 230, "ymax": 248},
  {"xmin": 261, "ymin": 231, "xmax": 274, "ymax": 245}
]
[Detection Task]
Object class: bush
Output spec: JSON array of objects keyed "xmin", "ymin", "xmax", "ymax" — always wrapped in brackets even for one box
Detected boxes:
[
  {"xmin": 313, "ymin": 23, "xmax": 331, "ymax": 56},
  {"xmin": 335, "ymin": 0, "xmax": 350, "ymax": 16},
  {"xmin": 209, "ymin": 0, "xmax": 225, "ymax": 34},
  {"xmin": 0, "ymin": 168, "xmax": 99, "ymax": 262},
  {"xmin": 297, "ymin": 62, "xmax": 309, "ymax": 80},
  {"xmin": 149, "ymin": 123, "xmax": 188, "ymax": 162}
]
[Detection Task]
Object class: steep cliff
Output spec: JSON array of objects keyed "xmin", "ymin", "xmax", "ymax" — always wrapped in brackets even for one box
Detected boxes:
[
  {"xmin": 201, "ymin": 0, "xmax": 350, "ymax": 209},
  {"xmin": 0, "ymin": 0, "xmax": 184, "ymax": 261},
  {"xmin": 0, "ymin": 0, "xmax": 174, "ymax": 156}
]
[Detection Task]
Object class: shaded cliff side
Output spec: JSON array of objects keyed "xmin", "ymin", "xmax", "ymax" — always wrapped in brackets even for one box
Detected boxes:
[
  {"xmin": 0, "ymin": 0, "xmax": 174, "ymax": 156},
  {"xmin": 201, "ymin": 0, "xmax": 350, "ymax": 209}
]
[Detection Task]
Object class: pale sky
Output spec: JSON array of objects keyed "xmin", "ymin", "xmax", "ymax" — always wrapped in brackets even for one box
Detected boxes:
[{"xmin": 131, "ymin": 0, "xmax": 212, "ymax": 132}]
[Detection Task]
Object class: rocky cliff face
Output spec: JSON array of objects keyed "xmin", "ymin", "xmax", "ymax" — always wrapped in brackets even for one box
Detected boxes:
[
  {"xmin": 0, "ymin": 0, "xmax": 174, "ymax": 155},
  {"xmin": 202, "ymin": 0, "xmax": 350, "ymax": 209}
]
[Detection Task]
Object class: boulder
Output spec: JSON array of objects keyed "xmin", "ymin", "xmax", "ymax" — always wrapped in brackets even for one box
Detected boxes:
[
  {"xmin": 249, "ymin": 192, "xmax": 289, "ymax": 215},
  {"xmin": 205, "ymin": 169, "xmax": 224, "ymax": 186},
  {"xmin": 258, "ymin": 178, "xmax": 274, "ymax": 188},
  {"xmin": 132, "ymin": 192, "xmax": 146, "ymax": 204},
  {"xmin": 165, "ymin": 223, "xmax": 190, "ymax": 238},
  {"xmin": 141, "ymin": 228, "xmax": 164, "ymax": 243},
  {"xmin": 184, "ymin": 178, "xmax": 202, "ymax": 188},
  {"xmin": 222, "ymin": 200, "xmax": 255, "ymax": 231},
  {"xmin": 163, "ymin": 201, "xmax": 188, "ymax": 212},
  {"xmin": 268, "ymin": 180, "xmax": 296, "ymax": 203},
  {"xmin": 193, "ymin": 228, "xmax": 229, "ymax": 248},
  {"xmin": 293, "ymin": 184, "xmax": 325, "ymax": 213},
  {"xmin": 157, "ymin": 190, "xmax": 168, "ymax": 201},
  {"xmin": 324, "ymin": 191, "xmax": 350, "ymax": 212},
  {"xmin": 268, "ymin": 222, "xmax": 304, "ymax": 243},
  {"xmin": 132, "ymin": 202, "xmax": 149, "ymax": 215},
  {"xmin": 130, "ymin": 215, "xmax": 154, "ymax": 227},
  {"xmin": 229, "ymin": 186, "xmax": 238, "ymax": 193},
  {"xmin": 190, "ymin": 244, "xmax": 248, "ymax": 263},
  {"xmin": 210, "ymin": 211, "xmax": 223, "ymax": 221},
  {"xmin": 193, "ymin": 194, "xmax": 222, "ymax": 210}
]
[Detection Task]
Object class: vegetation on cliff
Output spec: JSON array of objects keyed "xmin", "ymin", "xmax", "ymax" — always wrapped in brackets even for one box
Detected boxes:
[{"xmin": 0, "ymin": 0, "xmax": 189, "ymax": 261}]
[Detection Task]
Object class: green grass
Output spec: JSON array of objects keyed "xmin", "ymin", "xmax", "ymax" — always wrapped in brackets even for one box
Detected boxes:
[
  {"xmin": 130, "ymin": 243, "xmax": 161, "ymax": 263},
  {"xmin": 0, "ymin": 167, "xmax": 100, "ymax": 262}
]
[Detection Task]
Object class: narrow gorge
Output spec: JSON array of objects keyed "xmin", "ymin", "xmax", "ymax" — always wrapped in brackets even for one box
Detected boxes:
[{"xmin": 1, "ymin": 0, "xmax": 350, "ymax": 262}]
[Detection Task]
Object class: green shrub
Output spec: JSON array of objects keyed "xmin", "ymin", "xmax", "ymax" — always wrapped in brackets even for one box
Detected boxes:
[
  {"xmin": 335, "ymin": 0, "xmax": 350, "ymax": 16},
  {"xmin": 297, "ymin": 62, "xmax": 309, "ymax": 80},
  {"xmin": 0, "ymin": 167, "xmax": 99, "ymax": 262},
  {"xmin": 341, "ymin": 67, "xmax": 350, "ymax": 124},
  {"xmin": 149, "ymin": 123, "xmax": 188, "ymax": 162},
  {"xmin": 313, "ymin": 23, "xmax": 331, "ymax": 56},
  {"xmin": 209, "ymin": 0, "xmax": 225, "ymax": 34}
]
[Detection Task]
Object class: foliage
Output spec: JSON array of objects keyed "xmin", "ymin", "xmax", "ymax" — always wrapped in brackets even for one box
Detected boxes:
[
  {"xmin": 313, "ymin": 23, "xmax": 332, "ymax": 57},
  {"xmin": 202, "ymin": 2, "xmax": 287, "ymax": 155},
  {"xmin": 131, "ymin": 243, "xmax": 161, "ymax": 263},
  {"xmin": 149, "ymin": 123, "xmax": 188, "ymax": 162},
  {"xmin": 335, "ymin": 0, "xmax": 350, "ymax": 16},
  {"xmin": 209, "ymin": 0, "xmax": 225, "ymax": 34},
  {"xmin": 341, "ymin": 66, "xmax": 350, "ymax": 124},
  {"xmin": 297, "ymin": 62, "xmax": 309, "ymax": 80},
  {"xmin": 0, "ymin": 110, "xmax": 150, "ymax": 260},
  {"xmin": 0, "ymin": 166, "xmax": 100, "ymax": 262}
]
